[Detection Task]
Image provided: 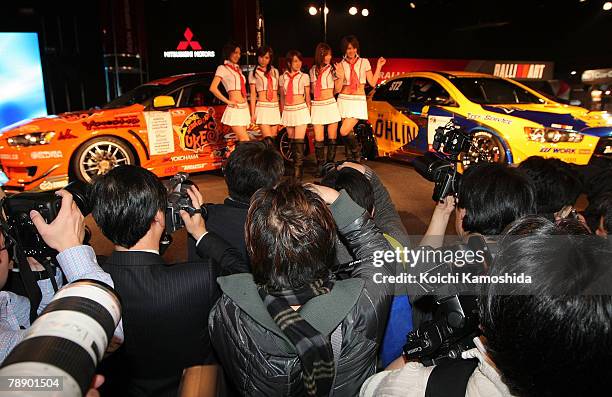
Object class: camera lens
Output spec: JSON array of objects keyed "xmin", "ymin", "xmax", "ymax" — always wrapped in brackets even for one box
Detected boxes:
[{"xmin": 0, "ymin": 279, "xmax": 121, "ymax": 397}]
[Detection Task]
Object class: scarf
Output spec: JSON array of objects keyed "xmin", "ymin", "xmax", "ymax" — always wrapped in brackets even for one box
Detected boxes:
[
  {"xmin": 258, "ymin": 278, "xmax": 336, "ymax": 396},
  {"xmin": 284, "ymin": 71, "xmax": 299, "ymax": 105},
  {"xmin": 345, "ymin": 56, "xmax": 360, "ymax": 94},
  {"xmin": 224, "ymin": 61, "xmax": 247, "ymax": 98},
  {"xmin": 258, "ymin": 67, "xmax": 274, "ymax": 101},
  {"xmin": 314, "ymin": 64, "xmax": 331, "ymax": 101}
]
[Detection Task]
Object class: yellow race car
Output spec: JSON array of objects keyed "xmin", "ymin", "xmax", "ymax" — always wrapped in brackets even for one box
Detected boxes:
[{"xmin": 359, "ymin": 71, "xmax": 612, "ymax": 166}]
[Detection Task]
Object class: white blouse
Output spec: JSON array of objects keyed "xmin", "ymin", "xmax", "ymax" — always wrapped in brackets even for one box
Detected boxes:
[
  {"xmin": 340, "ymin": 57, "xmax": 372, "ymax": 86},
  {"xmin": 248, "ymin": 66, "xmax": 280, "ymax": 92},
  {"xmin": 279, "ymin": 71, "xmax": 310, "ymax": 96},
  {"xmin": 214, "ymin": 61, "xmax": 246, "ymax": 92},
  {"xmin": 309, "ymin": 65, "xmax": 336, "ymax": 90}
]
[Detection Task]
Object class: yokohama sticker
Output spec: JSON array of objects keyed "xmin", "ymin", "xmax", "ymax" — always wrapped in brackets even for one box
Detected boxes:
[{"xmin": 177, "ymin": 109, "xmax": 223, "ymax": 152}]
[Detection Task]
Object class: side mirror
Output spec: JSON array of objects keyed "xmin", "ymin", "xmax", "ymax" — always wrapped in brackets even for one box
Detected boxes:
[{"xmin": 153, "ymin": 95, "xmax": 176, "ymax": 109}]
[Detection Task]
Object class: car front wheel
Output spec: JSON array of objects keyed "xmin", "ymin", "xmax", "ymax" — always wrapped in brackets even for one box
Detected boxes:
[
  {"xmin": 459, "ymin": 131, "xmax": 506, "ymax": 169},
  {"xmin": 73, "ymin": 137, "xmax": 136, "ymax": 182}
]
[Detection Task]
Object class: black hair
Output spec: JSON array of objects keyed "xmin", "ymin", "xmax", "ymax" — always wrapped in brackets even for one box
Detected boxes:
[
  {"xmin": 320, "ymin": 167, "xmax": 374, "ymax": 214},
  {"xmin": 222, "ymin": 42, "xmax": 241, "ymax": 62},
  {"xmin": 480, "ymin": 216, "xmax": 612, "ymax": 397},
  {"xmin": 91, "ymin": 165, "xmax": 167, "ymax": 248},
  {"xmin": 518, "ymin": 156, "xmax": 582, "ymax": 215},
  {"xmin": 340, "ymin": 35, "xmax": 360, "ymax": 55},
  {"xmin": 285, "ymin": 50, "xmax": 303, "ymax": 72},
  {"xmin": 251, "ymin": 46, "xmax": 274, "ymax": 80},
  {"xmin": 457, "ymin": 163, "xmax": 536, "ymax": 235},
  {"xmin": 224, "ymin": 141, "xmax": 284, "ymax": 203},
  {"xmin": 246, "ymin": 181, "xmax": 336, "ymax": 291},
  {"xmin": 587, "ymin": 192, "xmax": 612, "ymax": 234}
]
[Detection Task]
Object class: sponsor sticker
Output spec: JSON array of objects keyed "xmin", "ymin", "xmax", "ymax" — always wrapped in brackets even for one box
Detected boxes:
[
  {"xmin": 31, "ymin": 150, "xmax": 63, "ymax": 159},
  {"xmin": 177, "ymin": 110, "xmax": 223, "ymax": 152},
  {"xmin": 82, "ymin": 116, "xmax": 140, "ymax": 131}
]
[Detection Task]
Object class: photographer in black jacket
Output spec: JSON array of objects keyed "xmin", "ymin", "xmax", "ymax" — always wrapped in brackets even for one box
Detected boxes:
[{"xmin": 187, "ymin": 141, "xmax": 284, "ymax": 272}]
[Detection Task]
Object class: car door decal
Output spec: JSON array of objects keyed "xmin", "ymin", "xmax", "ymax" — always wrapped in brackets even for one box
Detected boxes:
[{"xmin": 175, "ymin": 109, "xmax": 223, "ymax": 152}]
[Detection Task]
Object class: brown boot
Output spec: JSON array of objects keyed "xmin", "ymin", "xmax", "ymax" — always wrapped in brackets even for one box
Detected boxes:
[
  {"xmin": 314, "ymin": 140, "xmax": 325, "ymax": 177},
  {"xmin": 291, "ymin": 138, "xmax": 305, "ymax": 181}
]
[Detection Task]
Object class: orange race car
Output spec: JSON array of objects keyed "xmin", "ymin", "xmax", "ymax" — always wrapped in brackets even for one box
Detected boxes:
[{"xmin": 0, "ymin": 73, "xmax": 266, "ymax": 192}]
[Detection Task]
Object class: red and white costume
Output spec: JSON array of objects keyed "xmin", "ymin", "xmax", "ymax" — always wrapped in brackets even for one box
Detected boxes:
[
  {"xmin": 279, "ymin": 71, "xmax": 311, "ymax": 127},
  {"xmin": 249, "ymin": 66, "xmax": 281, "ymax": 125},
  {"xmin": 215, "ymin": 61, "xmax": 250, "ymax": 126},
  {"xmin": 309, "ymin": 65, "xmax": 341, "ymax": 125},
  {"xmin": 337, "ymin": 56, "xmax": 371, "ymax": 120}
]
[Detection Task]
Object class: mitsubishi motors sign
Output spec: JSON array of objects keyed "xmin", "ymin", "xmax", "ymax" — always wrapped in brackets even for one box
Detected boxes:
[{"xmin": 163, "ymin": 28, "xmax": 215, "ymax": 58}]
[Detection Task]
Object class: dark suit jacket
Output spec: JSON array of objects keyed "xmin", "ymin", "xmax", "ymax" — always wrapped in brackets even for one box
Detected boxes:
[
  {"xmin": 187, "ymin": 198, "xmax": 250, "ymax": 273},
  {"xmin": 99, "ymin": 236, "xmax": 224, "ymax": 397}
]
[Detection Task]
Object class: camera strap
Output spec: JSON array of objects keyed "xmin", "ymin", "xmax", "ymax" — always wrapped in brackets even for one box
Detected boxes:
[
  {"xmin": 424, "ymin": 358, "xmax": 478, "ymax": 397},
  {"xmin": 14, "ymin": 243, "xmax": 42, "ymax": 324}
]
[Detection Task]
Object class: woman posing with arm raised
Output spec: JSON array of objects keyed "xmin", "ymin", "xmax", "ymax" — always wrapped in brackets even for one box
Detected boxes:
[
  {"xmin": 309, "ymin": 43, "xmax": 344, "ymax": 177},
  {"xmin": 249, "ymin": 46, "xmax": 281, "ymax": 148},
  {"xmin": 337, "ymin": 35, "xmax": 385, "ymax": 161},
  {"xmin": 209, "ymin": 42, "xmax": 251, "ymax": 142},
  {"xmin": 279, "ymin": 50, "xmax": 311, "ymax": 180}
]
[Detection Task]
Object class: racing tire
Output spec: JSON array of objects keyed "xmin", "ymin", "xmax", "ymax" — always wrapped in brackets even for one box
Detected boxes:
[
  {"xmin": 355, "ymin": 122, "xmax": 378, "ymax": 160},
  {"xmin": 72, "ymin": 137, "xmax": 136, "ymax": 183},
  {"xmin": 459, "ymin": 131, "xmax": 506, "ymax": 170}
]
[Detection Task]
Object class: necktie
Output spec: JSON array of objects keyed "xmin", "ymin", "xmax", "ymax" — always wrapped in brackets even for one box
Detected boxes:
[
  {"xmin": 259, "ymin": 67, "xmax": 274, "ymax": 101},
  {"xmin": 225, "ymin": 63, "xmax": 247, "ymax": 98},
  {"xmin": 347, "ymin": 57, "xmax": 359, "ymax": 94},
  {"xmin": 315, "ymin": 65, "xmax": 330, "ymax": 100},
  {"xmin": 285, "ymin": 72, "xmax": 298, "ymax": 105}
]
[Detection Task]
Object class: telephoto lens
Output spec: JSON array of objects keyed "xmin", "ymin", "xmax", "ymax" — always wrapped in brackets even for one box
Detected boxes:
[{"xmin": 0, "ymin": 279, "xmax": 122, "ymax": 396}]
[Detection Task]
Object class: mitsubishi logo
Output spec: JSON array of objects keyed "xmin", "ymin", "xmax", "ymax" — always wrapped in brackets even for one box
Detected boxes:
[
  {"xmin": 164, "ymin": 28, "xmax": 215, "ymax": 58},
  {"xmin": 177, "ymin": 28, "xmax": 202, "ymax": 50}
]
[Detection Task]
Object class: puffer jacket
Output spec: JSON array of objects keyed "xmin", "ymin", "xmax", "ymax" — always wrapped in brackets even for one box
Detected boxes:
[{"xmin": 207, "ymin": 190, "xmax": 397, "ymax": 396}]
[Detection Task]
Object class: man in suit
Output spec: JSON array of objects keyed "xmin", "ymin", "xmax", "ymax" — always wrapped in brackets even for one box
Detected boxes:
[
  {"xmin": 187, "ymin": 141, "xmax": 285, "ymax": 272},
  {"xmin": 92, "ymin": 165, "xmax": 236, "ymax": 397}
]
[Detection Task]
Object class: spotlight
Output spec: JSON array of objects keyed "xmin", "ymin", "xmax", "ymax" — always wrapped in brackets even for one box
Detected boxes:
[
  {"xmin": 604, "ymin": 1, "xmax": 612, "ymax": 10},
  {"xmin": 410, "ymin": 2, "xmax": 416, "ymax": 8},
  {"xmin": 349, "ymin": 6, "xmax": 358, "ymax": 15},
  {"xmin": 324, "ymin": 6, "xmax": 329, "ymax": 14},
  {"xmin": 362, "ymin": 8, "xmax": 369, "ymax": 16},
  {"xmin": 308, "ymin": 6, "xmax": 317, "ymax": 15},
  {"xmin": 570, "ymin": 70, "xmax": 577, "ymax": 75}
]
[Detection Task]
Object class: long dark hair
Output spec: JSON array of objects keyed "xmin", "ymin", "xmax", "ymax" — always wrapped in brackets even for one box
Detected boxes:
[
  {"xmin": 313, "ymin": 42, "xmax": 335, "ymax": 77},
  {"xmin": 251, "ymin": 46, "xmax": 274, "ymax": 80}
]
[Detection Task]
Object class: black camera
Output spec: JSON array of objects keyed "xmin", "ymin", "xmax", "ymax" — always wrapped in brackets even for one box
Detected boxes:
[
  {"xmin": 403, "ymin": 294, "xmax": 480, "ymax": 366},
  {"xmin": 1, "ymin": 180, "xmax": 91, "ymax": 258},
  {"xmin": 164, "ymin": 172, "xmax": 206, "ymax": 234},
  {"xmin": 413, "ymin": 121, "xmax": 472, "ymax": 201}
]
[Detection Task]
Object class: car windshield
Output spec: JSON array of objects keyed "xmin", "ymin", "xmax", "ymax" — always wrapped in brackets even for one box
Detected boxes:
[
  {"xmin": 450, "ymin": 77, "xmax": 547, "ymax": 105},
  {"xmin": 102, "ymin": 84, "xmax": 164, "ymax": 109}
]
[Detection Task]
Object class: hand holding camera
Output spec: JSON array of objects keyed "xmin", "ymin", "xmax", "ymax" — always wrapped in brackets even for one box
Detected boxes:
[
  {"xmin": 29, "ymin": 189, "xmax": 85, "ymax": 253},
  {"xmin": 179, "ymin": 185, "xmax": 208, "ymax": 241}
]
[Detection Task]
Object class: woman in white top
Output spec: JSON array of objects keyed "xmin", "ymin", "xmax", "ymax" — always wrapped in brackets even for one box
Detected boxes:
[
  {"xmin": 209, "ymin": 42, "xmax": 251, "ymax": 142},
  {"xmin": 279, "ymin": 50, "xmax": 311, "ymax": 180},
  {"xmin": 337, "ymin": 35, "xmax": 385, "ymax": 161},
  {"xmin": 248, "ymin": 46, "xmax": 281, "ymax": 148},
  {"xmin": 309, "ymin": 43, "xmax": 344, "ymax": 176}
]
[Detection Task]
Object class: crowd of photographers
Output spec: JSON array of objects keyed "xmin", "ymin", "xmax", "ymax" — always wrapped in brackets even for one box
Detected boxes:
[{"xmin": 0, "ymin": 140, "xmax": 611, "ymax": 397}]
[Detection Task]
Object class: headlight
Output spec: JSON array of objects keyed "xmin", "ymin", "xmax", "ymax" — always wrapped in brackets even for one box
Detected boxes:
[
  {"xmin": 524, "ymin": 127, "xmax": 583, "ymax": 143},
  {"xmin": 7, "ymin": 131, "xmax": 55, "ymax": 146}
]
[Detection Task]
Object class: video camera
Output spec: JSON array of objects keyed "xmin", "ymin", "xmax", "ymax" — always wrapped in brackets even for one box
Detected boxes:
[
  {"xmin": 412, "ymin": 120, "xmax": 473, "ymax": 201},
  {"xmin": 164, "ymin": 172, "xmax": 207, "ymax": 234},
  {"xmin": 403, "ymin": 236, "xmax": 493, "ymax": 366}
]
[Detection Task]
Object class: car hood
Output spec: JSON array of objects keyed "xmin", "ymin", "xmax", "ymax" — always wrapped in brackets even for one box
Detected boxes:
[
  {"xmin": 0, "ymin": 106, "xmax": 143, "ymax": 138},
  {"xmin": 481, "ymin": 103, "xmax": 612, "ymax": 136}
]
